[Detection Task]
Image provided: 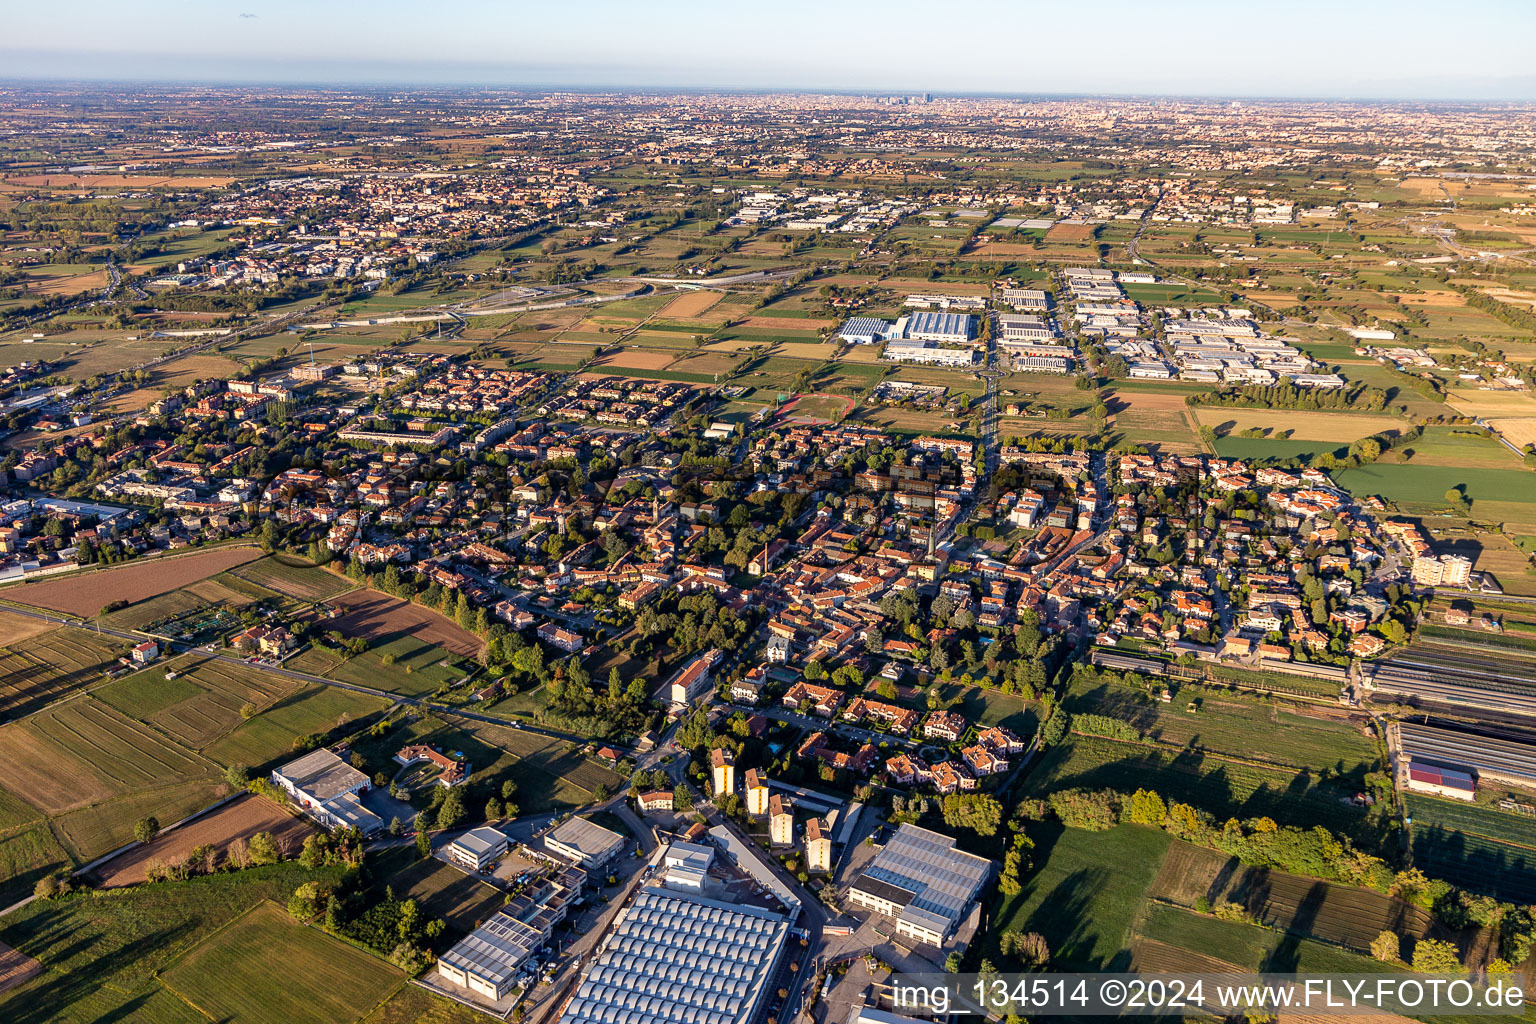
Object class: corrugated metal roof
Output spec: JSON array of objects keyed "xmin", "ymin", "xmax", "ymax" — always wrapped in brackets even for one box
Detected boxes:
[{"xmin": 559, "ymin": 886, "xmax": 790, "ymax": 1024}]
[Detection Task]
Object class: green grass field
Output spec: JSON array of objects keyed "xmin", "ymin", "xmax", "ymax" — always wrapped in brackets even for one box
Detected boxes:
[
  {"xmin": 0, "ymin": 861, "xmax": 349, "ymax": 1023},
  {"xmin": 0, "ymin": 824, "xmax": 72, "ymax": 909},
  {"xmin": 203, "ymin": 685, "xmax": 391, "ymax": 770},
  {"xmin": 162, "ymin": 901, "xmax": 402, "ymax": 1024},
  {"xmin": 367, "ymin": 845, "xmax": 507, "ymax": 936},
  {"xmin": 1024, "ymin": 733, "xmax": 1376, "ymax": 842},
  {"xmin": 1069, "ymin": 677, "xmax": 1379, "ymax": 779},
  {"xmin": 361, "ymin": 985, "xmax": 495, "ymax": 1024},
  {"xmin": 1406, "ymin": 794, "xmax": 1536, "ymax": 903},
  {"xmin": 1332, "ymin": 463, "xmax": 1536, "ymax": 515},
  {"xmin": 991, "ymin": 823, "xmax": 1171, "ymax": 970},
  {"xmin": 293, "ymin": 635, "xmax": 472, "ymax": 698}
]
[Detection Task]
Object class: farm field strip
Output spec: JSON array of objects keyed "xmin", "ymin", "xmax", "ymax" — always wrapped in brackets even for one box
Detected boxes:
[
  {"xmin": 161, "ymin": 901, "xmax": 402, "ymax": 1024},
  {"xmin": 227, "ymin": 556, "xmax": 356, "ymax": 602},
  {"xmin": 3, "ymin": 546, "xmax": 264, "ymax": 617}
]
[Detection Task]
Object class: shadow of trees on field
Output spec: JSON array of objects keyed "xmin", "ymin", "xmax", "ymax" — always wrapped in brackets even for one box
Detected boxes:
[{"xmin": 0, "ymin": 924, "xmax": 192, "ymax": 1024}]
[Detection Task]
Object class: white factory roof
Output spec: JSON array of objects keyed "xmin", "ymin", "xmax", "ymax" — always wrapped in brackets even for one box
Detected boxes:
[
  {"xmin": 274, "ymin": 748, "xmax": 368, "ymax": 802},
  {"xmin": 558, "ymin": 885, "xmax": 791, "ymax": 1024},
  {"xmin": 547, "ymin": 816, "xmax": 625, "ymax": 863},
  {"xmin": 452, "ymin": 825, "xmax": 510, "ymax": 859}
]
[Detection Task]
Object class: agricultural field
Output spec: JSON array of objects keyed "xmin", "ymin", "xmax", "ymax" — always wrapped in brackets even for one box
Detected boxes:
[
  {"xmin": 0, "ymin": 824, "xmax": 72, "ymax": 911},
  {"xmin": 1405, "ymin": 794, "xmax": 1536, "ymax": 903},
  {"xmin": 316, "ymin": 589, "xmax": 482, "ymax": 660},
  {"xmin": 1024, "ymin": 732, "xmax": 1377, "ymax": 842},
  {"xmin": 995, "ymin": 825, "xmax": 1468, "ymax": 987},
  {"xmin": 1134, "ymin": 902, "xmax": 1401, "ymax": 976},
  {"xmin": 1192, "ymin": 407, "xmax": 1400, "ymax": 443},
  {"xmin": 3, "ymin": 545, "xmax": 263, "ymax": 617},
  {"xmin": 161, "ymin": 901, "xmax": 403, "ymax": 1024},
  {"xmin": 0, "ymin": 861, "xmax": 348, "ymax": 1024},
  {"xmin": 95, "ymin": 655, "xmax": 305, "ymax": 753},
  {"xmin": 228, "ymin": 555, "xmax": 357, "ymax": 602},
  {"xmin": 1148, "ymin": 841, "xmax": 1440, "ymax": 951},
  {"xmin": 91, "ymin": 793, "xmax": 314, "ymax": 887},
  {"xmin": 1068, "ymin": 675, "xmax": 1381, "ymax": 780},
  {"xmin": 202, "ymin": 684, "xmax": 391, "ymax": 770},
  {"xmin": 292, "ymin": 632, "xmax": 476, "ymax": 699},
  {"xmin": 0, "ymin": 699, "xmax": 216, "ymax": 819},
  {"xmin": 0, "ymin": 624, "xmax": 128, "ymax": 722}
]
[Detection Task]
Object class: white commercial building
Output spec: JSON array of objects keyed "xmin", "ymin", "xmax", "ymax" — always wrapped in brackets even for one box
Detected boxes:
[
  {"xmin": 881, "ymin": 339, "xmax": 977, "ymax": 367},
  {"xmin": 545, "ymin": 816, "xmax": 626, "ymax": 871},
  {"xmin": 270, "ymin": 749, "xmax": 384, "ymax": 836},
  {"xmin": 447, "ymin": 825, "xmax": 510, "ymax": 872},
  {"xmin": 898, "ymin": 310, "xmax": 975, "ymax": 344},
  {"xmin": 846, "ymin": 824, "xmax": 990, "ymax": 947},
  {"xmin": 838, "ymin": 317, "xmax": 897, "ymax": 345}
]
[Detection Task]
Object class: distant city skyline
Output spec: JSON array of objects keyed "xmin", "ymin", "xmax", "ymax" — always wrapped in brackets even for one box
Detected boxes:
[{"xmin": 4, "ymin": 0, "xmax": 1536, "ymax": 101}]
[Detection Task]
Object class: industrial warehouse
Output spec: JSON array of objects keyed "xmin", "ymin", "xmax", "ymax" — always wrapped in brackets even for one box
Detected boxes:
[
  {"xmin": 1398, "ymin": 720, "xmax": 1536, "ymax": 794},
  {"xmin": 556, "ymin": 881, "xmax": 792, "ymax": 1024},
  {"xmin": 845, "ymin": 823, "xmax": 991, "ymax": 947}
]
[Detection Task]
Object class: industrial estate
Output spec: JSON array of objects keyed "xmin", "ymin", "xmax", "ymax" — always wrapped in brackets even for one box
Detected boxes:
[{"xmin": 2, "ymin": 63, "xmax": 1536, "ymax": 1024}]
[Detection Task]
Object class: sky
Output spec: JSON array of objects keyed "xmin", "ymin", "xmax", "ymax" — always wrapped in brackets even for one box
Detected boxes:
[{"xmin": 4, "ymin": 0, "xmax": 1536, "ymax": 100}]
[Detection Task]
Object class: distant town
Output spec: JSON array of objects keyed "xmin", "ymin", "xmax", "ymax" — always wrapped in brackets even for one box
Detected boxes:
[{"xmin": 1, "ymin": 83, "xmax": 1535, "ymax": 1024}]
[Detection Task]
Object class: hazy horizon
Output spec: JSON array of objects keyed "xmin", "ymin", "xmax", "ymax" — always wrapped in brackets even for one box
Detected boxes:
[{"xmin": 5, "ymin": 0, "xmax": 1536, "ymax": 102}]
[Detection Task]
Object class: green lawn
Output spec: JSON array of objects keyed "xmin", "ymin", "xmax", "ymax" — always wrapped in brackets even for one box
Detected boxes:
[{"xmin": 0, "ymin": 825, "xmax": 71, "ymax": 909}]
